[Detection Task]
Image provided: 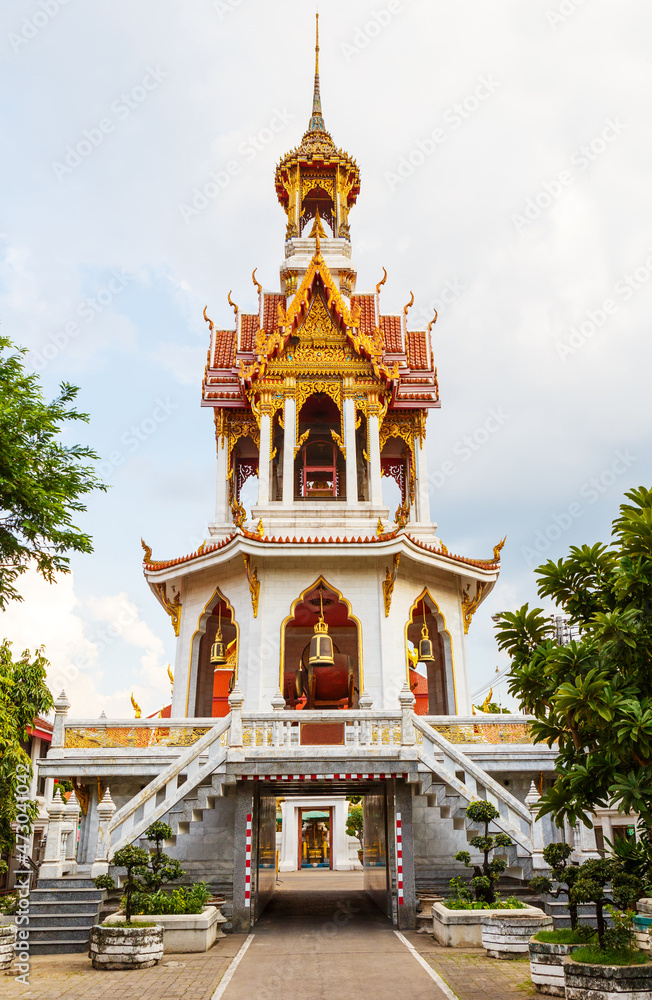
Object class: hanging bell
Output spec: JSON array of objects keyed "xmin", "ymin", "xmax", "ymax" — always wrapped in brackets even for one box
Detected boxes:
[
  {"xmin": 308, "ymin": 619, "xmax": 335, "ymax": 667},
  {"xmin": 418, "ymin": 624, "xmax": 435, "ymax": 663},
  {"xmin": 210, "ymin": 628, "xmax": 227, "ymax": 666}
]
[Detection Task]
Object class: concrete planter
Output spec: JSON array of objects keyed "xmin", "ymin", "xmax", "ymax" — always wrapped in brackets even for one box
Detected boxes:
[
  {"xmin": 529, "ymin": 936, "xmax": 586, "ymax": 996},
  {"xmin": 89, "ymin": 923, "xmax": 164, "ymax": 970},
  {"xmin": 635, "ymin": 900, "xmax": 652, "ymax": 953},
  {"xmin": 482, "ymin": 909, "xmax": 551, "ymax": 959},
  {"xmin": 104, "ymin": 906, "xmax": 225, "ymax": 953},
  {"xmin": 0, "ymin": 923, "xmax": 16, "ymax": 971},
  {"xmin": 564, "ymin": 956, "xmax": 652, "ymax": 998},
  {"xmin": 432, "ymin": 901, "xmax": 547, "ymax": 949}
]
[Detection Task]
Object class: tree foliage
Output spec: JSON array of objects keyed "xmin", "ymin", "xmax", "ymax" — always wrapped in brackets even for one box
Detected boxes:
[
  {"xmin": 0, "ymin": 640, "xmax": 53, "ymax": 860},
  {"xmin": 494, "ymin": 488, "xmax": 652, "ymax": 834},
  {"xmin": 0, "ymin": 335, "xmax": 106, "ymax": 610},
  {"xmin": 346, "ymin": 804, "xmax": 364, "ymax": 850},
  {"xmin": 95, "ymin": 822, "xmax": 184, "ymax": 923},
  {"xmin": 529, "ymin": 842, "xmax": 582, "ymax": 929}
]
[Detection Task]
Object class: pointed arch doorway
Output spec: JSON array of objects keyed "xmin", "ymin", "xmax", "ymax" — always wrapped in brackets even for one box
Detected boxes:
[{"xmin": 405, "ymin": 591, "xmax": 455, "ymax": 715}]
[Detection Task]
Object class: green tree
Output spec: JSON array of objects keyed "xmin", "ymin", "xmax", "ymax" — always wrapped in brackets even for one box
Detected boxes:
[
  {"xmin": 0, "ymin": 641, "xmax": 53, "ymax": 864},
  {"xmin": 454, "ymin": 800, "xmax": 513, "ymax": 904},
  {"xmin": 529, "ymin": 842, "xmax": 581, "ymax": 930},
  {"xmin": 0, "ymin": 335, "xmax": 106, "ymax": 610},
  {"xmin": 494, "ymin": 487, "xmax": 652, "ymax": 837},
  {"xmin": 346, "ymin": 804, "xmax": 364, "ymax": 852},
  {"xmin": 94, "ymin": 822, "xmax": 184, "ymax": 923}
]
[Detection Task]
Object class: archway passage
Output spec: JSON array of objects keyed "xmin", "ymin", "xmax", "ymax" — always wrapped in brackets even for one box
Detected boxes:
[
  {"xmin": 282, "ymin": 580, "xmax": 360, "ymax": 710},
  {"xmin": 406, "ymin": 595, "xmax": 452, "ymax": 716},
  {"xmin": 195, "ymin": 595, "xmax": 237, "ymax": 717}
]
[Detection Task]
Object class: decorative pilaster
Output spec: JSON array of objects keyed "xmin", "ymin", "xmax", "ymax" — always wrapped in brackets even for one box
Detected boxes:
[
  {"xmin": 282, "ymin": 382, "xmax": 296, "ymax": 504},
  {"xmin": 64, "ymin": 790, "xmax": 81, "ymax": 867},
  {"xmin": 343, "ymin": 388, "xmax": 357, "ymax": 503},
  {"xmin": 215, "ymin": 436, "xmax": 229, "ymax": 522},
  {"xmin": 399, "ymin": 683, "xmax": 416, "ymax": 747},
  {"xmin": 40, "ymin": 790, "xmax": 66, "ymax": 878},
  {"xmin": 90, "ymin": 788, "xmax": 116, "ymax": 879},
  {"xmin": 368, "ymin": 404, "xmax": 383, "ymax": 506},
  {"xmin": 50, "ymin": 690, "xmax": 70, "ymax": 756},
  {"xmin": 525, "ymin": 781, "xmax": 547, "ymax": 870},
  {"xmin": 228, "ymin": 684, "xmax": 245, "ymax": 750},
  {"xmin": 258, "ymin": 395, "xmax": 272, "ymax": 505}
]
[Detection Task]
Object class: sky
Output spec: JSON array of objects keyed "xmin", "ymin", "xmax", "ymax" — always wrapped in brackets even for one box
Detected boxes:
[{"xmin": 1, "ymin": 0, "xmax": 651, "ymax": 718}]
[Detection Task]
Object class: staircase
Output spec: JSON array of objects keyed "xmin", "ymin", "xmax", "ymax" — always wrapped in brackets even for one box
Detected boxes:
[{"xmin": 29, "ymin": 877, "xmax": 106, "ymax": 954}]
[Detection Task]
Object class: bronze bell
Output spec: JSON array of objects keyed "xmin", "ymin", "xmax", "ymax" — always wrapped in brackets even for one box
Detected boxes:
[
  {"xmin": 418, "ymin": 624, "xmax": 435, "ymax": 663},
  {"xmin": 210, "ymin": 628, "xmax": 227, "ymax": 666},
  {"xmin": 308, "ymin": 619, "xmax": 335, "ymax": 667}
]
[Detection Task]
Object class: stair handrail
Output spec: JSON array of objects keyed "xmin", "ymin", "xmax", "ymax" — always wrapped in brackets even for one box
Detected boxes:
[
  {"xmin": 413, "ymin": 714, "xmax": 533, "ymax": 853},
  {"xmin": 109, "ymin": 715, "xmax": 231, "ymax": 836}
]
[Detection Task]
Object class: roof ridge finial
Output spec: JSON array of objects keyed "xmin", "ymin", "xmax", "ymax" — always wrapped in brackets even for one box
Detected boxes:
[{"xmin": 308, "ymin": 9, "xmax": 326, "ymax": 132}]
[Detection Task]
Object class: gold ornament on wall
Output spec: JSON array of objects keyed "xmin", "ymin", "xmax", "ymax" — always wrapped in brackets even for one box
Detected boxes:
[
  {"xmin": 243, "ymin": 553, "xmax": 260, "ymax": 617},
  {"xmin": 130, "ymin": 692, "xmax": 142, "ymax": 719},
  {"xmin": 154, "ymin": 582, "xmax": 182, "ymax": 637},
  {"xmin": 382, "ymin": 553, "xmax": 401, "ymax": 617},
  {"xmin": 461, "ymin": 582, "xmax": 487, "ymax": 634}
]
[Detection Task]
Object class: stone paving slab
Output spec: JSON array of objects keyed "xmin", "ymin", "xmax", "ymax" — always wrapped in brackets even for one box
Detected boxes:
[
  {"xmin": 406, "ymin": 932, "xmax": 537, "ymax": 1000},
  {"xmin": 0, "ymin": 942, "xmax": 240, "ymax": 1000}
]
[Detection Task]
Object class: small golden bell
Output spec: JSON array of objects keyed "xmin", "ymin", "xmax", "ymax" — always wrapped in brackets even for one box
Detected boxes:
[
  {"xmin": 210, "ymin": 628, "xmax": 227, "ymax": 666},
  {"xmin": 418, "ymin": 623, "xmax": 435, "ymax": 663}
]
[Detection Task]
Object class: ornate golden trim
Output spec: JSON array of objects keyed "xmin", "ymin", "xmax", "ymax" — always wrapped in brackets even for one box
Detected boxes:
[
  {"xmin": 382, "ymin": 553, "xmax": 401, "ymax": 617},
  {"xmin": 461, "ymin": 582, "xmax": 487, "ymax": 634},
  {"xmin": 141, "ymin": 538, "xmax": 152, "ymax": 562},
  {"xmin": 404, "ymin": 588, "xmax": 457, "ymax": 712},
  {"xmin": 155, "ymin": 582, "xmax": 181, "ymax": 637},
  {"xmin": 243, "ymin": 554, "xmax": 260, "ymax": 617},
  {"xmin": 330, "ymin": 429, "xmax": 346, "ymax": 458},
  {"xmin": 185, "ymin": 585, "xmax": 240, "ymax": 715},
  {"xmin": 493, "ymin": 536, "xmax": 506, "ymax": 561}
]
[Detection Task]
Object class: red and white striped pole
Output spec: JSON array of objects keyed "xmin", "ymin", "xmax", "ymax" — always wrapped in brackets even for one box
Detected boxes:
[
  {"xmin": 245, "ymin": 812, "xmax": 252, "ymax": 909},
  {"xmin": 396, "ymin": 811, "xmax": 404, "ymax": 906}
]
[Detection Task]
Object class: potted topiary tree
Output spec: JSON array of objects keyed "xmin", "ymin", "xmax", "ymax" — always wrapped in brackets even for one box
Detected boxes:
[
  {"xmin": 90, "ymin": 844, "xmax": 163, "ymax": 970},
  {"xmin": 528, "ymin": 842, "xmax": 594, "ymax": 995},
  {"xmin": 95, "ymin": 823, "xmax": 225, "ymax": 959},
  {"xmin": 562, "ymin": 857, "xmax": 652, "ymax": 997},
  {"xmin": 432, "ymin": 801, "xmax": 550, "ymax": 953}
]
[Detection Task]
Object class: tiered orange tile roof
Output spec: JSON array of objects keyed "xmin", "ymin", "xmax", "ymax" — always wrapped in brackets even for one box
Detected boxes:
[
  {"xmin": 381, "ymin": 315, "xmax": 402, "ymax": 353},
  {"xmin": 240, "ymin": 314, "xmax": 259, "ymax": 351}
]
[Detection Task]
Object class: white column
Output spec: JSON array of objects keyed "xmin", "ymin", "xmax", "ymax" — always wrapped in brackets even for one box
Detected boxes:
[
  {"xmin": 50, "ymin": 690, "xmax": 70, "ymax": 756},
  {"xmin": 280, "ymin": 801, "xmax": 299, "ymax": 871},
  {"xmin": 600, "ymin": 813, "xmax": 613, "ymax": 854},
  {"xmin": 64, "ymin": 791, "xmax": 81, "ymax": 867},
  {"xmin": 368, "ymin": 411, "xmax": 383, "ymax": 506},
  {"xmin": 40, "ymin": 790, "xmax": 66, "ymax": 878},
  {"xmin": 90, "ymin": 788, "xmax": 116, "ymax": 878},
  {"xmin": 344, "ymin": 395, "xmax": 357, "ymax": 503},
  {"xmin": 526, "ymin": 781, "xmax": 547, "ymax": 869},
  {"xmin": 257, "ymin": 409, "xmax": 272, "ymax": 506},
  {"xmin": 215, "ymin": 437, "xmax": 229, "ymax": 523},
  {"xmin": 282, "ymin": 391, "xmax": 296, "ymax": 504},
  {"xmin": 415, "ymin": 436, "xmax": 431, "ymax": 523}
]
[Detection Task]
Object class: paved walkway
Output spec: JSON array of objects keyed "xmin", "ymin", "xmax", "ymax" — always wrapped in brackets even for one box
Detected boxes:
[{"xmin": 0, "ymin": 872, "xmax": 535, "ymax": 1000}]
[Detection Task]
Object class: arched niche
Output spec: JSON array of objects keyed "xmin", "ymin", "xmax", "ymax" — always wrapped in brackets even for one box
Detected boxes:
[
  {"xmin": 381, "ymin": 435, "xmax": 412, "ymax": 521},
  {"xmin": 295, "ymin": 393, "xmax": 346, "ymax": 500},
  {"xmin": 280, "ymin": 577, "xmax": 361, "ymax": 710},
  {"xmin": 405, "ymin": 589, "xmax": 455, "ymax": 715},
  {"xmin": 189, "ymin": 589, "xmax": 239, "ymax": 718},
  {"xmin": 301, "ymin": 186, "xmax": 335, "ymax": 235}
]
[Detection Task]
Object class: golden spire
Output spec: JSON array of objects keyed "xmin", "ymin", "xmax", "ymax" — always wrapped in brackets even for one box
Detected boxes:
[
  {"xmin": 308, "ymin": 10, "xmax": 326, "ymax": 132},
  {"xmin": 308, "ymin": 208, "xmax": 326, "ymax": 245}
]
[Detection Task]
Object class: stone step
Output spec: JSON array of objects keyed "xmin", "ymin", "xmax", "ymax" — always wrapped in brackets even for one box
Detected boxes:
[
  {"xmin": 29, "ymin": 913, "xmax": 96, "ymax": 929},
  {"xmin": 30, "ymin": 901, "xmax": 99, "ymax": 916},
  {"xmin": 37, "ymin": 878, "xmax": 97, "ymax": 889},
  {"xmin": 29, "ymin": 926, "xmax": 91, "ymax": 943},
  {"xmin": 30, "ymin": 940, "xmax": 89, "ymax": 955},
  {"xmin": 31, "ymin": 888, "xmax": 104, "ymax": 903}
]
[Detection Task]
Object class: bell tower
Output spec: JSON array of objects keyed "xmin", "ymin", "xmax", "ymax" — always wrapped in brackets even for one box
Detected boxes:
[{"xmin": 145, "ymin": 15, "xmax": 502, "ymax": 720}]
